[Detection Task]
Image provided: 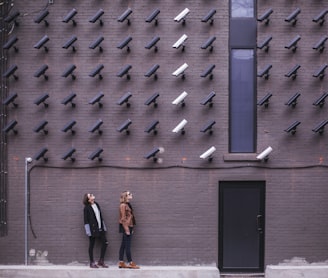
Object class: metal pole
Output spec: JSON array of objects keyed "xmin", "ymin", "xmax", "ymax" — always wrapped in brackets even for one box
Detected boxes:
[{"xmin": 24, "ymin": 157, "xmax": 32, "ymax": 265}]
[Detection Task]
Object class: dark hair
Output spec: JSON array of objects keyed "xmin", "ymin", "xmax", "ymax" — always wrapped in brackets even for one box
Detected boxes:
[{"xmin": 83, "ymin": 193, "xmax": 89, "ymax": 206}]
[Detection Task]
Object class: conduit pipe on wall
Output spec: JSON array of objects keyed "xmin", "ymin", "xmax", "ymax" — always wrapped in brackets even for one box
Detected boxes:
[{"xmin": 0, "ymin": 1, "xmax": 11, "ymax": 237}]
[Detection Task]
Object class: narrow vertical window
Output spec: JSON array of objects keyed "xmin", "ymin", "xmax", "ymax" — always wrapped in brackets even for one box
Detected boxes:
[
  {"xmin": 230, "ymin": 49, "xmax": 255, "ymax": 153},
  {"xmin": 229, "ymin": 0, "xmax": 256, "ymax": 153}
]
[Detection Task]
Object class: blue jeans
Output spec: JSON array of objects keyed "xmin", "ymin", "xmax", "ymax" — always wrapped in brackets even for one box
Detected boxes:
[{"xmin": 119, "ymin": 227, "xmax": 133, "ymax": 262}]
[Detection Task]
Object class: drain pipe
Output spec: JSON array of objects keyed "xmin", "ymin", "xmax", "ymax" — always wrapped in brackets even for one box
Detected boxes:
[{"xmin": 24, "ymin": 157, "xmax": 32, "ymax": 265}]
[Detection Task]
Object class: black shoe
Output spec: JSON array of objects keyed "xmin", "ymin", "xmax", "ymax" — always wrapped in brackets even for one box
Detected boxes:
[
  {"xmin": 90, "ymin": 262, "xmax": 99, "ymax": 268},
  {"xmin": 97, "ymin": 260, "xmax": 109, "ymax": 268}
]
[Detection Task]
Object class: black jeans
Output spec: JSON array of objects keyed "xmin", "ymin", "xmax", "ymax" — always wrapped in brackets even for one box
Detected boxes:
[
  {"xmin": 119, "ymin": 227, "xmax": 133, "ymax": 262},
  {"xmin": 89, "ymin": 230, "xmax": 108, "ymax": 262}
]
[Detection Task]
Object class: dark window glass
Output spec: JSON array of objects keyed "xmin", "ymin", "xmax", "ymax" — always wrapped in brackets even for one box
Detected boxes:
[{"xmin": 230, "ymin": 49, "xmax": 255, "ymax": 153}]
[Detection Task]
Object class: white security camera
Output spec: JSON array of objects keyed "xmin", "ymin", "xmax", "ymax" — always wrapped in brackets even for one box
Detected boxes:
[
  {"xmin": 256, "ymin": 146, "xmax": 273, "ymax": 161},
  {"xmin": 172, "ymin": 119, "xmax": 188, "ymax": 134},
  {"xmin": 172, "ymin": 34, "xmax": 188, "ymax": 49},
  {"xmin": 174, "ymin": 8, "xmax": 190, "ymax": 23},
  {"xmin": 172, "ymin": 91, "xmax": 188, "ymax": 105},
  {"xmin": 200, "ymin": 146, "xmax": 216, "ymax": 160},
  {"xmin": 172, "ymin": 63, "xmax": 188, "ymax": 77}
]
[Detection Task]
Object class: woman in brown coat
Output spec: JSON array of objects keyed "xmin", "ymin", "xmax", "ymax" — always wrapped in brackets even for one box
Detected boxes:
[{"xmin": 118, "ymin": 191, "xmax": 140, "ymax": 269}]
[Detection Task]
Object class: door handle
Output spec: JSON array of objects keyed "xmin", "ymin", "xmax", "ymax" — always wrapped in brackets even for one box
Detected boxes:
[{"xmin": 257, "ymin": 214, "xmax": 263, "ymax": 233}]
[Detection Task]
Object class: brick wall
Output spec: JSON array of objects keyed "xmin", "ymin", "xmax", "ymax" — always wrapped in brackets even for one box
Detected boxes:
[{"xmin": 0, "ymin": 0, "xmax": 327, "ymax": 267}]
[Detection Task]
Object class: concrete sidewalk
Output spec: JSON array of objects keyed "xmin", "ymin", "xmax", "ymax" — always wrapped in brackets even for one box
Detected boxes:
[{"xmin": 0, "ymin": 265, "xmax": 220, "ymax": 278}]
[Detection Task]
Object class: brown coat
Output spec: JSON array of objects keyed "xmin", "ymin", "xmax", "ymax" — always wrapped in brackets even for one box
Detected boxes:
[{"xmin": 119, "ymin": 203, "xmax": 135, "ymax": 234}]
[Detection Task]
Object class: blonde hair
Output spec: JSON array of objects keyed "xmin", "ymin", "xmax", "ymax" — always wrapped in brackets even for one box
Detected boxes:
[{"xmin": 120, "ymin": 191, "xmax": 129, "ymax": 203}]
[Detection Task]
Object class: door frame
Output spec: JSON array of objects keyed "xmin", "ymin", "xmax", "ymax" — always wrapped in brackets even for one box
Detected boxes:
[{"xmin": 218, "ymin": 180, "xmax": 265, "ymax": 273}]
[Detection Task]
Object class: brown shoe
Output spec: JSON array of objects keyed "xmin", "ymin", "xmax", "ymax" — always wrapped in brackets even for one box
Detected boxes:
[
  {"xmin": 118, "ymin": 261, "xmax": 128, "ymax": 268},
  {"xmin": 90, "ymin": 262, "xmax": 99, "ymax": 268},
  {"xmin": 127, "ymin": 261, "xmax": 140, "ymax": 269},
  {"xmin": 97, "ymin": 259, "xmax": 109, "ymax": 268}
]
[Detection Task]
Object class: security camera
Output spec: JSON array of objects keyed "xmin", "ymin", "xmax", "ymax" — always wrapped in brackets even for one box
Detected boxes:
[
  {"xmin": 3, "ymin": 119, "xmax": 18, "ymax": 134},
  {"xmin": 89, "ymin": 119, "xmax": 103, "ymax": 134},
  {"xmin": 312, "ymin": 119, "xmax": 328, "ymax": 134},
  {"xmin": 257, "ymin": 64, "xmax": 272, "ymax": 79},
  {"xmin": 172, "ymin": 119, "xmax": 188, "ymax": 134},
  {"xmin": 284, "ymin": 120, "xmax": 301, "ymax": 135},
  {"xmin": 313, "ymin": 92, "xmax": 328, "ymax": 108},
  {"xmin": 201, "ymin": 36, "xmax": 216, "ymax": 52},
  {"xmin": 3, "ymin": 92, "xmax": 18, "ymax": 108},
  {"xmin": 285, "ymin": 8, "xmax": 301, "ymax": 25},
  {"xmin": 256, "ymin": 146, "xmax": 273, "ymax": 161},
  {"xmin": 285, "ymin": 93, "xmax": 301, "ymax": 107},
  {"xmin": 62, "ymin": 64, "xmax": 76, "ymax": 80},
  {"xmin": 61, "ymin": 120, "xmax": 76, "ymax": 134},
  {"xmin": 117, "ymin": 36, "xmax": 132, "ymax": 51},
  {"xmin": 200, "ymin": 120, "xmax": 216, "ymax": 134},
  {"xmin": 285, "ymin": 64, "xmax": 301, "ymax": 79},
  {"xmin": 257, "ymin": 36, "xmax": 272, "ymax": 52},
  {"xmin": 200, "ymin": 91, "xmax": 216, "ymax": 107},
  {"xmin": 145, "ymin": 93, "xmax": 160, "ymax": 107},
  {"xmin": 200, "ymin": 146, "xmax": 216, "ymax": 161},
  {"xmin": 144, "ymin": 147, "xmax": 164, "ymax": 162},
  {"xmin": 33, "ymin": 147, "xmax": 48, "ymax": 161},
  {"xmin": 144, "ymin": 120, "xmax": 159, "ymax": 134},
  {"xmin": 34, "ymin": 93, "xmax": 49, "ymax": 107},
  {"xmin": 117, "ymin": 65, "xmax": 132, "ymax": 79},
  {"xmin": 89, "ymin": 92, "xmax": 104, "ymax": 108},
  {"xmin": 312, "ymin": 9, "xmax": 328, "ymax": 26},
  {"xmin": 145, "ymin": 64, "xmax": 160, "ymax": 79},
  {"xmin": 4, "ymin": 10, "xmax": 20, "ymax": 26},
  {"xmin": 257, "ymin": 93, "xmax": 272, "ymax": 108},
  {"xmin": 145, "ymin": 36, "xmax": 160, "ymax": 52},
  {"xmin": 313, "ymin": 64, "xmax": 328, "ymax": 79},
  {"xmin": 3, "ymin": 35, "xmax": 19, "ymax": 52},
  {"xmin": 89, "ymin": 64, "xmax": 104, "ymax": 79},
  {"xmin": 174, "ymin": 8, "xmax": 190, "ymax": 24},
  {"xmin": 89, "ymin": 36, "xmax": 104, "ymax": 52},
  {"xmin": 257, "ymin": 8, "xmax": 273, "ymax": 25},
  {"xmin": 172, "ymin": 91, "xmax": 188, "ymax": 106},
  {"xmin": 3, "ymin": 64, "xmax": 18, "ymax": 80},
  {"xmin": 88, "ymin": 147, "xmax": 103, "ymax": 161},
  {"xmin": 62, "ymin": 148, "xmax": 76, "ymax": 162},
  {"xmin": 118, "ymin": 8, "xmax": 132, "ymax": 25},
  {"xmin": 201, "ymin": 9, "xmax": 216, "ymax": 24},
  {"xmin": 117, "ymin": 92, "xmax": 132, "ymax": 107},
  {"xmin": 33, "ymin": 120, "xmax": 48, "ymax": 134},
  {"xmin": 201, "ymin": 64, "xmax": 215, "ymax": 79},
  {"xmin": 89, "ymin": 9, "xmax": 104, "ymax": 26},
  {"xmin": 285, "ymin": 35, "xmax": 301, "ymax": 52},
  {"xmin": 62, "ymin": 8, "xmax": 78, "ymax": 25},
  {"xmin": 34, "ymin": 64, "xmax": 49, "ymax": 80},
  {"xmin": 61, "ymin": 93, "xmax": 76, "ymax": 108},
  {"xmin": 62, "ymin": 35, "xmax": 77, "ymax": 52},
  {"xmin": 34, "ymin": 9, "xmax": 49, "ymax": 26},
  {"xmin": 144, "ymin": 147, "xmax": 159, "ymax": 159},
  {"xmin": 117, "ymin": 119, "xmax": 132, "ymax": 134},
  {"xmin": 172, "ymin": 63, "xmax": 188, "ymax": 78},
  {"xmin": 34, "ymin": 35, "xmax": 49, "ymax": 51},
  {"xmin": 145, "ymin": 9, "xmax": 160, "ymax": 25},
  {"xmin": 313, "ymin": 36, "xmax": 328, "ymax": 52},
  {"xmin": 172, "ymin": 34, "xmax": 188, "ymax": 50}
]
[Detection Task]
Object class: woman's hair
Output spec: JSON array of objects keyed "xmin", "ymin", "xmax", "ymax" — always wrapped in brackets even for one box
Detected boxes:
[
  {"xmin": 83, "ymin": 193, "xmax": 90, "ymax": 206},
  {"xmin": 120, "ymin": 191, "xmax": 129, "ymax": 203}
]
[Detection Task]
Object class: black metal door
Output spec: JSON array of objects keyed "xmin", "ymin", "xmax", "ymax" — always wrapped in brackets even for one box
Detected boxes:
[{"xmin": 219, "ymin": 181, "xmax": 265, "ymax": 272}]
